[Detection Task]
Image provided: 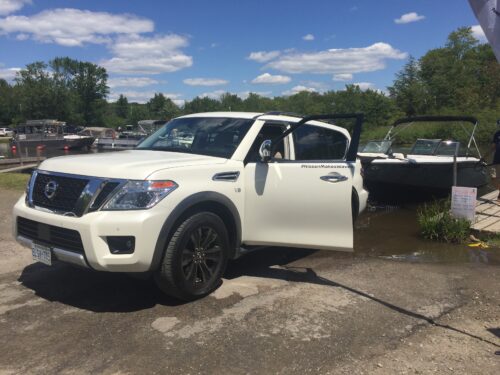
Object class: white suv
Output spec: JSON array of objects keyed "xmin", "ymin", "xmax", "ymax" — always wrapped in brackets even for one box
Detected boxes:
[
  {"xmin": 13, "ymin": 112, "xmax": 368, "ymax": 300},
  {"xmin": 0, "ymin": 127, "xmax": 13, "ymax": 137}
]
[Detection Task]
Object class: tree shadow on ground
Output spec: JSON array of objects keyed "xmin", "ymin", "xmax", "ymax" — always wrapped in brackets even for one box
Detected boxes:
[
  {"xmin": 17, "ymin": 246, "xmax": 500, "ymax": 352},
  {"xmin": 239, "ymin": 262, "xmax": 500, "ymax": 350}
]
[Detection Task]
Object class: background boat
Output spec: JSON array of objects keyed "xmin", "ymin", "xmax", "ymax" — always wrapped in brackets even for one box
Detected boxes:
[
  {"xmin": 358, "ymin": 116, "xmax": 489, "ymax": 199},
  {"xmin": 11, "ymin": 120, "xmax": 95, "ymax": 151}
]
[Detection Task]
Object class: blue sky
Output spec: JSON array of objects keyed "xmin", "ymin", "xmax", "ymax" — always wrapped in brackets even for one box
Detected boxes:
[{"xmin": 0, "ymin": 0, "xmax": 486, "ymax": 105}]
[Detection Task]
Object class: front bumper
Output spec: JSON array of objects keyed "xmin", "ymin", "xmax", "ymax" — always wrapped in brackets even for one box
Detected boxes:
[{"xmin": 13, "ymin": 195, "xmax": 167, "ymax": 272}]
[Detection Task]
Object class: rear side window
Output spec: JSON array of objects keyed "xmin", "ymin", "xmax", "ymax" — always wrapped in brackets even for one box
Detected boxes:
[{"xmin": 292, "ymin": 125, "xmax": 348, "ymax": 161}]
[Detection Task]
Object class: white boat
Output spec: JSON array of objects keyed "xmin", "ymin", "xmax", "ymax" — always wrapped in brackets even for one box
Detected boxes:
[{"xmin": 358, "ymin": 116, "xmax": 489, "ymax": 196}]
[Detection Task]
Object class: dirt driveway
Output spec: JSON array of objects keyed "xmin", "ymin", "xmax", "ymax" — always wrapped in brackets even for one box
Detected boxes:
[{"xmin": 0, "ymin": 188, "xmax": 499, "ymax": 374}]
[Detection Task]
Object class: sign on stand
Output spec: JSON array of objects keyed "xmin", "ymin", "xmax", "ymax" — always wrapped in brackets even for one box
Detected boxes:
[{"xmin": 451, "ymin": 186, "xmax": 477, "ymax": 222}]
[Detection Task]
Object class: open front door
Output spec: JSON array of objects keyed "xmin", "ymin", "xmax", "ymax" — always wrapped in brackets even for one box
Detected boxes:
[{"xmin": 242, "ymin": 114, "xmax": 363, "ymax": 252}]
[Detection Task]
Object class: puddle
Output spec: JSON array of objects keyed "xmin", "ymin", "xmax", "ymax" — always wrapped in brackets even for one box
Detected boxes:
[{"xmin": 354, "ymin": 206, "xmax": 500, "ymax": 265}]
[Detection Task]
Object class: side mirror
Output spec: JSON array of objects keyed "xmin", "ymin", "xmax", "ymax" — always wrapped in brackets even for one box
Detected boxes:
[{"xmin": 259, "ymin": 139, "xmax": 272, "ymax": 162}]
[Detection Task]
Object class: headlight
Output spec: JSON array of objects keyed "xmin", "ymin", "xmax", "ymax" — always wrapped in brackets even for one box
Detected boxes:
[{"xmin": 102, "ymin": 180, "xmax": 178, "ymax": 210}]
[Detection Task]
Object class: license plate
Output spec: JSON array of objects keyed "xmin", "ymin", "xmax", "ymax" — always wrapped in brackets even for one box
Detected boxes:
[{"xmin": 32, "ymin": 243, "xmax": 52, "ymax": 266}]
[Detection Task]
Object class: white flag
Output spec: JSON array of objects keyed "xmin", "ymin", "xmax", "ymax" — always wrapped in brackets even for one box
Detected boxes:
[{"xmin": 468, "ymin": 0, "xmax": 500, "ymax": 61}]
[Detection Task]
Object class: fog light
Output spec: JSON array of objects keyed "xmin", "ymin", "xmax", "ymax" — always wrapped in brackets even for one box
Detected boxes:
[{"xmin": 107, "ymin": 236, "xmax": 135, "ymax": 254}]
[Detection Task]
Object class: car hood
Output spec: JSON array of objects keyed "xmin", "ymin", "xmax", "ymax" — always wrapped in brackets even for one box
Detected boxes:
[{"xmin": 38, "ymin": 150, "xmax": 227, "ymax": 179}]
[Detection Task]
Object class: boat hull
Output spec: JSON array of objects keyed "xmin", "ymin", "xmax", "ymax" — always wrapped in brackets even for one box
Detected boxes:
[
  {"xmin": 362, "ymin": 159, "xmax": 489, "ymax": 199},
  {"xmin": 11, "ymin": 136, "xmax": 95, "ymax": 150}
]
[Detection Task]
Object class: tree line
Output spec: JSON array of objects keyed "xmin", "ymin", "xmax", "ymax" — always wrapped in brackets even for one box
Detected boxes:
[{"xmin": 0, "ymin": 27, "xmax": 498, "ymax": 143}]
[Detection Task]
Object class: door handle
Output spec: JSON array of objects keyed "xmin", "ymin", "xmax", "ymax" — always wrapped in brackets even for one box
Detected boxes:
[{"xmin": 320, "ymin": 172, "xmax": 348, "ymax": 183}]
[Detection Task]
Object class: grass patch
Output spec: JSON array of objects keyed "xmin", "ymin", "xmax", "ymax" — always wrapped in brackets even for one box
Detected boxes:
[
  {"xmin": 417, "ymin": 199, "xmax": 470, "ymax": 243},
  {"xmin": 0, "ymin": 137, "xmax": 12, "ymax": 144},
  {"xmin": 0, "ymin": 172, "xmax": 29, "ymax": 191}
]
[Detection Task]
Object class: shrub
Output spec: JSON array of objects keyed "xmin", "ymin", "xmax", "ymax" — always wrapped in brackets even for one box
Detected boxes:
[{"xmin": 417, "ymin": 199, "xmax": 470, "ymax": 243}]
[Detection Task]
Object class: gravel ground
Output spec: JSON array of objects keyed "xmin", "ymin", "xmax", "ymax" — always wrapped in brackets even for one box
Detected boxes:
[{"xmin": 0, "ymin": 188, "xmax": 499, "ymax": 374}]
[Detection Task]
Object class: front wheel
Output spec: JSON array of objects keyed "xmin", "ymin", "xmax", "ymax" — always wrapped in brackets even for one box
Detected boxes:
[{"xmin": 154, "ymin": 212, "xmax": 229, "ymax": 301}]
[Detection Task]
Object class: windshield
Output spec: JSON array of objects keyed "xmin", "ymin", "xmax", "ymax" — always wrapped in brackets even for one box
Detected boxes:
[
  {"xmin": 137, "ymin": 117, "xmax": 254, "ymax": 158},
  {"xmin": 435, "ymin": 141, "xmax": 466, "ymax": 156},
  {"xmin": 410, "ymin": 139, "xmax": 441, "ymax": 155},
  {"xmin": 361, "ymin": 140, "xmax": 392, "ymax": 154}
]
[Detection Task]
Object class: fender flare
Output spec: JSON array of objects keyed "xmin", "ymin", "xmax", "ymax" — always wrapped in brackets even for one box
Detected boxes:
[{"xmin": 149, "ymin": 191, "xmax": 242, "ymax": 271}]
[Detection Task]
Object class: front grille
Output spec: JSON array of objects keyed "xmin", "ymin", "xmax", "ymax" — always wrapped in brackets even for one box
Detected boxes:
[
  {"xmin": 17, "ymin": 217, "xmax": 84, "ymax": 254},
  {"xmin": 32, "ymin": 173, "xmax": 89, "ymax": 213},
  {"xmin": 89, "ymin": 182, "xmax": 120, "ymax": 210}
]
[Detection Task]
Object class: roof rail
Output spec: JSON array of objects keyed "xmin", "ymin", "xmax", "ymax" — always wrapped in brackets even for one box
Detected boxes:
[{"xmin": 254, "ymin": 111, "xmax": 305, "ymax": 119}]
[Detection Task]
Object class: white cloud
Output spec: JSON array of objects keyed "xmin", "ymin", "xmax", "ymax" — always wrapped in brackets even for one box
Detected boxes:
[
  {"xmin": 352, "ymin": 82, "xmax": 375, "ymax": 91},
  {"xmin": 0, "ymin": 66, "xmax": 20, "ymax": 81},
  {"xmin": 199, "ymin": 90, "xmax": 226, "ymax": 99},
  {"xmin": 266, "ymin": 42, "xmax": 407, "ymax": 75},
  {"xmin": 197, "ymin": 90, "xmax": 273, "ymax": 100},
  {"xmin": 108, "ymin": 90, "xmax": 183, "ymax": 105},
  {"xmin": 282, "ymin": 85, "xmax": 317, "ymax": 96},
  {"xmin": 108, "ymin": 77, "xmax": 159, "ymax": 88},
  {"xmin": 394, "ymin": 12, "xmax": 425, "ymax": 24},
  {"xmin": 0, "ymin": 0, "xmax": 30, "ymax": 16},
  {"xmin": 101, "ymin": 34, "xmax": 192, "ymax": 74},
  {"xmin": 251, "ymin": 73, "xmax": 291, "ymax": 84},
  {"xmin": 301, "ymin": 80, "xmax": 329, "ymax": 90},
  {"xmin": 247, "ymin": 50, "xmax": 281, "ymax": 63},
  {"xmin": 302, "ymin": 34, "xmax": 315, "ymax": 41},
  {"xmin": 333, "ymin": 73, "xmax": 353, "ymax": 81},
  {"xmin": 471, "ymin": 25, "xmax": 487, "ymax": 42},
  {"xmin": 183, "ymin": 78, "xmax": 229, "ymax": 86},
  {"xmin": 0, "ymin": 8, "xmax": 154, "ymax": 46},
  {"xmin": 237, "ymin": 91, "xmax": 272, "ymax": 99}
]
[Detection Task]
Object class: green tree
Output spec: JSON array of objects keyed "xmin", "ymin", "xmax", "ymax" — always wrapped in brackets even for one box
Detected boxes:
[
  {"xmin": 147, "ymin": 93, "xmax": 180, "ymax": 119},
  {"xmin": 0, "ymin": 79, "xmax": 14, "ymax": 125},
  {"xmin": 15, "ymin": 61, "xmax": 60, "ymax": 120},
  {"xmin": 220, "ymin": 93, "xmax": 243, "ymax": 111},
  {"xmin": 242, "ymin": 93, "xmax": 274, "ymax": 112},
  {"xmin": 388, "ymin": 56, "xmax": 427, "ymax": 116},
  {"xmin": 183, "ymin": 96, "xmax": 221, "ymax": 113},
  {"xmin": 68, "ymin": 60, "xmax": 108, "ymax": 125},
  {"xmin": 115, "ymin": 94, "xmax": 129, "ymax": 118},
  {"xmin": 128, "ymin": 104, "xmax": 150, "ymax": 125}
]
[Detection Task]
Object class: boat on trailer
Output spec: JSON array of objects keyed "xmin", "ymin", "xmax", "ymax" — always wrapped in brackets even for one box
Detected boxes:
[
  {"xmin": 358, "ymin": 116, "xmax": 489, "ymax": 196},
  {"xmin": 11, "ymin": 120, "xmax": 95, "ymax": 150},
  {"xmin": 95, "ymin": 120, "xmax": 166, "ymax": 150}
]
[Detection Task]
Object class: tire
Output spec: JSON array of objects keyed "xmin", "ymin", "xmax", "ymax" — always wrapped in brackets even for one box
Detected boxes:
[
  {"xmin": 352, "ymin": 189, "xmax": 359, "ymax": 224},
  {"xmin": 154, "ymin": 212, "xmax": 229, "ymax": 301}
]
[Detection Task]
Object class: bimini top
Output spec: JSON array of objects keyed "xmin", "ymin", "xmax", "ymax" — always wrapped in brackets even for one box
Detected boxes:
[{"xmin": 392, "ymin": 115, "xmax": 478, "ymax": 127}]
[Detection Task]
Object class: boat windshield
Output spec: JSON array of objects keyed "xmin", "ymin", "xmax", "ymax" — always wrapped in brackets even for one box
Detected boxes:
[
  {"xmin": 361, "ymin": 140, "xmax": 392, "ymax": 154},
  {"xmin": 434, "ymin": 140, "xmax": 464, "ymax": 156},
  {"xmin": 409, "ymin": 139, "xmax": 441, "ymax": 155},
  {"xmin": 137, "ymin": 117, "xmax": 254, "ymax": 158}
]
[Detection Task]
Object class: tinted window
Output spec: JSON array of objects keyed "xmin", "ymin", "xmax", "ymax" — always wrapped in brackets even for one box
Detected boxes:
[
  {"xmin": 293, "ymin": 125, "xmax": 348, "ymax": 160},
  {"xmin": 137, "ymin": 117, "xmax": 253, "ymax": 158},
  {"xmin": 246, "ymin": 123, "xmax": 288, "ymax": 162}
]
